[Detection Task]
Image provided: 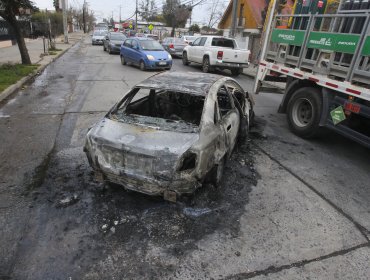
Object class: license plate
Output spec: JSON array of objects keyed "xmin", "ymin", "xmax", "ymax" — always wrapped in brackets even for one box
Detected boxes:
[
  {"xmin": 344, "ymin": 101, "xmax": 361, "ymax": 113},
  {"xmin": 159, "ymin": 62, "xmax": 166, "ymax": 65}
]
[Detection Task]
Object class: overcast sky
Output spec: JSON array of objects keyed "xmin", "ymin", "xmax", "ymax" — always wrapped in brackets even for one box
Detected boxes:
[{"xmin": 32, "ymin": 0, "xmax": 229, "ymax": 27}]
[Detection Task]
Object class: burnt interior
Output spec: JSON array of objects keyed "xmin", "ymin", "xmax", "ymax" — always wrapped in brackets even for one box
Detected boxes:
[{"xmin": 124, "ymin": 89, "xmax": 205, "ymax": 125}]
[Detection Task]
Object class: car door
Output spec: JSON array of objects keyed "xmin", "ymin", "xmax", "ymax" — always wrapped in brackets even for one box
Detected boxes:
[
  {"xmin": 122, "ymin": 39, "xmax": 132, "ymax": 61},
  {"xmin": 131, "ymin": 39, "xmax": 141, "ymax": 65},
  {"xmin": 187, "ymin": 37, "xmax": 201, "ymax": 62},
  {"xmin": 216, "ymin": 85, "xmax": 240, "ymax": 154},
  {"xmin": 195, "ymin": 37, "xmax": 207, "ymax": 63}
]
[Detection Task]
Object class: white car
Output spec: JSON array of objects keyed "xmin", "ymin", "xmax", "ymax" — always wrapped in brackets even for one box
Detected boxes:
[
  {"xmin": 182, "ymin": 36, "xmax": 250, "ymax": 76},
  {"xmin": 91, "ymin": 30, "xmax": 107, "ymax": 45}
]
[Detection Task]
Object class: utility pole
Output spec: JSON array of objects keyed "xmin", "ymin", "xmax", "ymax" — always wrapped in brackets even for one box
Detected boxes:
[
  {"xmin": 83, "ymin": 0, "xmax": 86, "ymax": 33},
  {"xmin": 119, "ymin": 5, "xmax": 121, "ymax": 23},
  {"xmin": 61, "ymin": 0, "xmax": 69, "ymax": 43},
  {"xmin": 135, "ymin": 0, "xmax": 138, "ymax": 32},
  {"xmin": 230, "ymin": 0, "xmax": 238, "ymax": 38}
]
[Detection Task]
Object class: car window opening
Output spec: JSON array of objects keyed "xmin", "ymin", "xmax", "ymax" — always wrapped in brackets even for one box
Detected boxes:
[
  {"xmin": 217, "ymin": 87, "xmax": 233, "ymax": 116},
  {"xmin": 111, "ymin": 88, "xmax": 204, "ymax": 132},
  {"xmin": 211, "ymin": 38, "xmax": 235, "ymax": 49}
]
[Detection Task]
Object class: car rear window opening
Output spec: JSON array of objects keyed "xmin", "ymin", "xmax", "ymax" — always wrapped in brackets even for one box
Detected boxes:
[{"xmin": 211, "ymin": 38, "xmax": 235, "ymax": 48}]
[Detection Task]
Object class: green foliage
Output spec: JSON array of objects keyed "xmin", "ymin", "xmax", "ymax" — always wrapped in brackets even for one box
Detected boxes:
[
  {"xmin": 31, "ymin": 11, "xmax": 63, "ymax": 36},
  {"xmin": 0, "ymin": 63, "xmax": 38, "ymax": 92},
  {"xmin": 189, "ymin": 24, "xmax": 200, "ymax": 33}
]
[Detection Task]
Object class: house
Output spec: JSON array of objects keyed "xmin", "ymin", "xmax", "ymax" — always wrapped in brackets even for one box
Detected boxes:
[{"xmin": 218, "ymin": 0, "xmax": 269, "ymax": 63}]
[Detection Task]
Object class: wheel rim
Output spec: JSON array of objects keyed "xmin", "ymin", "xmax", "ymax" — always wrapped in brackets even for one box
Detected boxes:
[
  {"xmin": 292, "ymin": 98, "xmax": 313, "ymax": 127},
  {"xmin": 121, "ymin": 56, "xmax": 125, "ymax": 64},
  {"xmin": 140, "ymin": 61, "xmax": 145, "ymax": 70},
  {"xmin": 203, "ymin": 59, "xmax": 209, "ymax": 72}
]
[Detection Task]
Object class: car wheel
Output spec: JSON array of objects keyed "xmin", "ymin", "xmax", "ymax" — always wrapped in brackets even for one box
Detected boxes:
[
  {"xmin": 210, "ymin": 156, "xmax": 226, "ymax": 187},
  {"xmin": 121, "ymin": 55, "xmax": 126, "ymax": 65},
  {"xmin": 103, "ymin": 44, "xmax": 106, "ymax": 51},
  {"xmin": 202, "ymin": 56, "xmax": 211, "ymax": 73},
  {"xmin": 182, "ymin": 52, "xmax": 190, "ymax": 65},
  {"xmin": 108, "ymin": 46, "xmax": 112, "ymax": 54},
  {"xmin": 231, "ymin": 68, "xmax": 242, "ymax": 77},
  {"xmin": 287, "ymin": 87, "xmax": 323, "ymax": 138},
  {"xmin": 139, "ymin": 60, "xmax": 146, "ymax": 71}
]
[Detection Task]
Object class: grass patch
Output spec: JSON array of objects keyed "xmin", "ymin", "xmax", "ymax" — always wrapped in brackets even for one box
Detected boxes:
[{"xmin": 0, "ymin": 63, "xmax": 39, "ymax": 92}]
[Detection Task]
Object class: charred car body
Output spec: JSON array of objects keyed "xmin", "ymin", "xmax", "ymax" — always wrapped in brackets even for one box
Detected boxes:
[{"xmin": 84, "ymin": 72, "xmax": 254, "ymax": 200}]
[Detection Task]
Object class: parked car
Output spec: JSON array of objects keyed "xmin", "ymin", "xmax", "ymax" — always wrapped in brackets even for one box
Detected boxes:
[
  {"xmin": 183, "ymin": 36, "xmax": 250, "ymax": 76},
  {"xmin": 84, "ymin": 72, "xmax": 254, "ymax": 201},
  {"xmin": 144, "ymin": 34, "xmax": 159, "ymax": 40},
  {"xmin": 120, "ymin": 38, "xmax": 172, "ymax": 70},
  {"xmin": 103, "ymin": 32, "xmax": 127, "ymax": 54},
  {"xmin": 183, "ymin": 35, "xmax": 197, "ymax": 45},
  {"xmin": 161, "ymin": 37, "xmax": 186, "ymax": 57},
  {"xmin": 91, "ymin": 30, "xmax": 107, "ymax": 45}
]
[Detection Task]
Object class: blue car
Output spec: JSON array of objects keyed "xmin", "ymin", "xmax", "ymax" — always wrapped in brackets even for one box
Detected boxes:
[{"xmin": 120, "ymin": 38, "xmax": 172, "ymax": 71}]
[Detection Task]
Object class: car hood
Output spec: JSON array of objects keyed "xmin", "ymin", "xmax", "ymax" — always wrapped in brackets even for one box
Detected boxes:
[
  {"xmin": 142, "ymin": 50, "xmax": 169, "ymax": 59},
  {"xmin": 110, "ymin": 40, "xmax": 124, "ymax": 45},
  {"xmin": 87, "ymin": 118, "xmax": 199, "ymax": 157},
  {"xmin": 93, "ymin": 35, "xmax": 105, "ymax": 39}
]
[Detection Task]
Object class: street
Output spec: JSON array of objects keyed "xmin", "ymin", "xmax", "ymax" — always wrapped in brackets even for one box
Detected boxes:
[{"xmin": 0, "ymin": 37, "xmax": 369, "ymax": 279}]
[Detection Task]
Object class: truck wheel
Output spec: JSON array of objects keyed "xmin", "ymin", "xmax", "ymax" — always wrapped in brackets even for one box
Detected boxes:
[
  {"xmin": 287, "ymin": 87, "xmax": 322, "ymax": 138},
  {"xmin": 202, "ymin": 57, "xmax": 211, "ymax": 73},
  {"xmin": 231, "ymin": 68, "xmax": 242, "ymax": 77},
  {"xmin": 182, "ymin": 52, "xmax": 190, "ymax": 65}
]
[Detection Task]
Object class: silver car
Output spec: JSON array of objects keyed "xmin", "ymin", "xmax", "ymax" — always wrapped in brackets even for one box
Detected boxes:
[
  {"xmin": 161, "ymin": 37, "xmax": 187, "ymax": 57},
  {"xmin": 84, "ymin": 72, "xmax": 253, "ymax": 201},
  {"xmin": 91, "ymin": 30, "xmax": 107, "ymax": 45}
]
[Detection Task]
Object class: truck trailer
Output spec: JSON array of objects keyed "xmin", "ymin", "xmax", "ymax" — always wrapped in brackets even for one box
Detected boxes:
[{"xmin": 254, "ymin": 0, "xmax": 370, "ymax": 148}]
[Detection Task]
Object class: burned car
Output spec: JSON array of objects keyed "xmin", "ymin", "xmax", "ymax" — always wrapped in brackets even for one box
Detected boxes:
[{"xmin": 84, "ymin": 72, "xmax": 254, "ymax": 201}]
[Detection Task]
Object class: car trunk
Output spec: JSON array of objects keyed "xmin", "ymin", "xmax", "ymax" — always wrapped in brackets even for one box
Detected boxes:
[{"xmin": 89, "ymin": 118, "xmax": 199, "ymax": 179}]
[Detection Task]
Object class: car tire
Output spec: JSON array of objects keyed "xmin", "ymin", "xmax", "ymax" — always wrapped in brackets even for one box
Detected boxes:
[
  {"xmin": 182, "ymin": 52, "xmax": 190, "ymax": 65},
  {"xmin": 209, "ymin": 156, "xmax": 226, "ymax": 187},
  {"xmin": 108, "ymin": 46, "xmax": 112, "ymax": 54},
  {"xmin": 103, "ymin": 44, "xmax": 106, "ymax": 51},
  {"xmin": 139, "ymin": 60, "xmax": 146, "ymax": 71},
  {"xmin": 202, "ymin": 56, "xmax": 211, "ymax": 73},
  {"xmin": 120, "ymin": 55, "xmax": 126, "ymax": 65},
  {"xmin": 287, "ymin": 87, "xmax": 323, "ymax": 138},
  {"xmin": 231, "ymin": 68, "xmax": 242, "ymax": 77}
]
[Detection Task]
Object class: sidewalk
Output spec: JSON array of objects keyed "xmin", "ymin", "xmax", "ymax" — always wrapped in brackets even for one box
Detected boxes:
[
  {"xmin": 0, "ymin": 31, "xmax": 85, "ymax": 66},
  {"xmin": 0, "ymin": 31, "xmax": 87, "ymax": 102}
]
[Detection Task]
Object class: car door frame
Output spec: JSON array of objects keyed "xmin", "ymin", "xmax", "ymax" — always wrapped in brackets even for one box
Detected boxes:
[{"xmin": 215, "ymin": 84, "xmax": 240, "ymax": 156}]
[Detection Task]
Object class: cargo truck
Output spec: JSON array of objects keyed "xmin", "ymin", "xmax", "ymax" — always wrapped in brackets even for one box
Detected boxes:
[{"xmin": 254, "ymin": 0, "xmax": 370, "ymax": 148}]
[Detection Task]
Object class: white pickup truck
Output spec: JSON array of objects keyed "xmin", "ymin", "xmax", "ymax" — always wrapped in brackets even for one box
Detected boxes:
[{"xmin": 182, "ymin": 36, "xmax": 250, "ymax": 76}]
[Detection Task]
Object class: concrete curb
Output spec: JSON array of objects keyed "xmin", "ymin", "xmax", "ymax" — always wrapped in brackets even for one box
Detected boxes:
[{"xmin": 0, "ymin": 36, "xmax": 83, "ymax": 103}]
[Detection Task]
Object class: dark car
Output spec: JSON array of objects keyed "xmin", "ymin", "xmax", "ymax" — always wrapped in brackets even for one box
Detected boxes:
[
  {"xmin": 103, "ymin": 32, "xmax": 127, "ymax": 54},
  {"xmin": 120, "ymin": 38, "xmax": 172, "ymax": 71},
  {"xmin": 161, "ymin": 37, "xmax": 186, "ymax": 57},
  {"xmin": 84, "ymin": 72, "xmax": 254, "ymax": 201}
]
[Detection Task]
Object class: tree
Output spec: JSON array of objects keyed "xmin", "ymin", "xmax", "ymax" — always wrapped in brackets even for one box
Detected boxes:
[
  {"xmin": 189, "ymin": 24, "xmax": 200, "ymax": 33},
  {"xmin": 0, "ymin": 0, "xmax": 38, "ymax": 64},
  {"xmin": 205, "ymin": 0, "xmax": 225, "ymax": 29},
  {"xmin": 139, "ymin": 0, "xmax": 158, "ymax": 22},
  {"xmin": 162, "ymin": 0, "xmax": 191, "ymax": 36}
]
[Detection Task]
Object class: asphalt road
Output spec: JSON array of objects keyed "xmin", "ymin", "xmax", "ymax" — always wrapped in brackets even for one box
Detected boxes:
[{"xmin": 0, "ymin": 37, "xmax": 369, "ymax": 280}]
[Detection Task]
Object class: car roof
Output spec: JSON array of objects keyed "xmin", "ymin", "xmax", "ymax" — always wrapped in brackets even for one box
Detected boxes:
[
  {"xmin": 135, "ymin": 72, "xmax": 224, "ymax": 96},
  {"xmin": 135, "ymin": 37, "xmax": 154, "ymax": 41}
]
